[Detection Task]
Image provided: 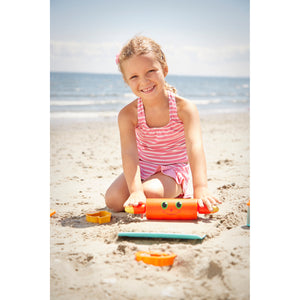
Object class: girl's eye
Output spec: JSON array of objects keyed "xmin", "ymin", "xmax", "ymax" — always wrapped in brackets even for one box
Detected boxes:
[{"xmin": 130, "ymin": 75, "xmax": 137, "ymax": 80}]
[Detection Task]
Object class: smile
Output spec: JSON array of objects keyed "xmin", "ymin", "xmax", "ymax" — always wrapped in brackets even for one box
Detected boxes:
[{"xmin": 141, "ymin": 86, "xmax": 155, "ymax": 94}]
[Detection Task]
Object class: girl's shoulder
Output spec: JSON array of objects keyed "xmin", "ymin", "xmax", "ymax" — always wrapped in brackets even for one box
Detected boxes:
[
  {"xmin": 118, "ymin": 98, "xmax": 139, "ymax": 126},
  {"xmin": 174, "ymin": 95, "xmax": 198, "ymax": 120}
]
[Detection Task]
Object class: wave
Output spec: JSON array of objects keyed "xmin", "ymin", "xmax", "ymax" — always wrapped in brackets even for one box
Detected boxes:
[
  {"xmin": 50, "ymin": 111, "xmax": 118, "ymax": 119},
  {"xmin": 231, "ymin": 99, "xmax": 249, "ymax": 103},
  {"xmin": 50, "ymin": 98, "xmax": 249, "ymax": 109},
  {"xmin": 191, "ymin": 99, "xmax": 222, "ymax": 105},
  {"xmin": 50, "ymin": 106, "xmax": 249, "ymax": 120},
  {"xmin": 50, "ymin": 99, "xmax": 128, "ymax": 106},
  {"xmin": 50, "ymin": 92, "xmax": 136, "ymax": 99}
]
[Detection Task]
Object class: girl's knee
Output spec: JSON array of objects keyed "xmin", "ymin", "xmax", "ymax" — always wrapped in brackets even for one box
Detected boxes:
[
  {"xmin": 104, "ymin": 187, "xmax": 125, "ymax": 212},
  {"xmin": 143, "ymin": 180, "xmax": 164, "ymax": 198},
  {"xmin": 104, "ymin": 174, "xmax": 129, "ymax": 211},
  {"xmin": 143, "ymin": 187, "xmax": 163, "ymax": 198},
  {"xmin": 143, "ymin": 173, "xmax": 181, "ymax": 198},
  {"xmin": 104, "ymin": 188, "xmax": 116, "ymax": 209}
]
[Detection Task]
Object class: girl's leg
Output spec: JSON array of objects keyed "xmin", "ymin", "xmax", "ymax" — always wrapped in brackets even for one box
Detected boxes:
[
  {"xmin": 142, "ymin": 172, "xmax": 182, "ymax": 198},
  {"xmin": 105, "ymin": 173, "xmax": 130, "ymax": 212},
  {"xmin": 105, "ymin": 172, "xmax": 182, "ymax": 212}
]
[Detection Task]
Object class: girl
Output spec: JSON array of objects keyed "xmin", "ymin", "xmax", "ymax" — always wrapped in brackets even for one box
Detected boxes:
[{"xmin": 105, "ymin": 36, "xmax": 221, "ymax": 212}]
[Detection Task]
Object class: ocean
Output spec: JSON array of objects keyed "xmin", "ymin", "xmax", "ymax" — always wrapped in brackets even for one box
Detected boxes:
[{"xmin": 50, "ymin": 72, "xmax": 249, "ymax": 121}]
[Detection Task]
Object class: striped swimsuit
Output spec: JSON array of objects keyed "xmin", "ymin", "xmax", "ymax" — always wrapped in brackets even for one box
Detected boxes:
[{"xmin": 135, "ymin": 92, "xmax": 192, "ymax": 198}]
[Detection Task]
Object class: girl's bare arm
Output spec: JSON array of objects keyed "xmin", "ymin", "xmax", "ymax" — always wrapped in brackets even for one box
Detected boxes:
[
  {"xmin": 118, "ymin": 103, "xmax": 146, "ymax": 206},
  {"xmin": 177, "ymin": 97, "xmax": 221, "ymax": 210}
]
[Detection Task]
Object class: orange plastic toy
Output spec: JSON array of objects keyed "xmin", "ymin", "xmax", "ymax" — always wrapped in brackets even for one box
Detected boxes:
[
  {"xmin": 135, "ymin": 251, "xmax": 177, "ymax": 266},
  {"xmin": 50, "ymin": 209, "xmax": 56, "ymax": 217},
  {"xmin": 125, "ymin": 198, "xmax": 218, "ymax": 220},
  {"xmin": 86, "ymin": 211, "xmax": 111, "ymax": 224}
]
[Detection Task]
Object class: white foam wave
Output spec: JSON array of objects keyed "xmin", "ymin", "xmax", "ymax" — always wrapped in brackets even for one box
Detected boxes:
[
  {"xmin": 50, "ymin": 99, "xmax": 127, "ymax": 106},
  {"xmin": 50, "ymin": 111, "xmax": 118, "ymax": 119},
  {"xmin": 124, "ymin": 93, "xmax": 136, "ymax": 98},
  {"xmin": 232, "ymin": 99, "xmax": 249, "ymax": 103},
  {"xmin": 199, "ymin": 106, "xmax": 250, "ymax": 115},
  {"xmin": 192, "ymin": 99, "xmax": 222, "ymax": 105}
]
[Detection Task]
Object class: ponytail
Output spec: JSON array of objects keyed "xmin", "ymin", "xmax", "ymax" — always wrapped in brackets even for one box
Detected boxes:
[{"xmin": 164, "ymin": 81, "xmax": 177, "ymax": 94}]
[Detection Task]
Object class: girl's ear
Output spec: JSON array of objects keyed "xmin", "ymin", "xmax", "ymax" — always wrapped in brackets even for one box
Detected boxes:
[{"xmin": 163, "ymin": 65, "xmax": 168, "ymax": 77}]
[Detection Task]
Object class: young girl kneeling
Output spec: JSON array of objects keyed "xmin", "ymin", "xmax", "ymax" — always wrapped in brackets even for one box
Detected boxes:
[{"xmin": 105, "ymin": 36, "xmax": 221, "ymax": 212}]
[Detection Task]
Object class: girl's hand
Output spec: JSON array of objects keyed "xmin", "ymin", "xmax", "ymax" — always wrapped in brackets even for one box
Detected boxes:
[
  {"xmin": 123, "ymin": 191, "xmax": 146, "ymax": 208},
  {"xmin": 195, "ymin": 187, "xmax": 222, "ymax": 212}
]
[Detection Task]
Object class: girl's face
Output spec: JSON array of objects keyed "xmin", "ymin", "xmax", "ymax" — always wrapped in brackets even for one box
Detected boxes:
[{"xmin": 122, "ymin": 53, "xmax": 168, "ymax": 99}]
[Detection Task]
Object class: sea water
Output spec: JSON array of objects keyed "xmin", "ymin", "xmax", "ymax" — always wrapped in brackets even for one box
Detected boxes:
[{"xmin": 50, "ymin": 72, "xmax": 249, "ymax": 121}]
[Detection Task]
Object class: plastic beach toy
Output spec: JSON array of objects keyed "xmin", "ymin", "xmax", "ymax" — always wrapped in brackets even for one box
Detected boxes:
[
  {"xmin": 125, "ymin": 198, "xmax": 218, "ymax": 220},
  {"xmin": 247, "ymin": 200, "xmax": 250, "ymax": 227},
  {"xmin": 118, "ymin": 232, "xmax": 206, "ymax": 240},
  {"xmin": 135, "ymin": 251, "xmax": 177, "ymax": 266},
  {"xmin": 86, "ymin": 211, "xmax": 111, "ymax": 224},
  {"xmin": 50, "ymin": 209, "xmax": 56, "ymax": 217}
]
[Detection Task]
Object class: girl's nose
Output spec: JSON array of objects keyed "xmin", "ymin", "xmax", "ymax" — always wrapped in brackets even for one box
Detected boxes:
[{"xmin": 140, "ymin": 75, "xmax": 150, "ymax": 85}]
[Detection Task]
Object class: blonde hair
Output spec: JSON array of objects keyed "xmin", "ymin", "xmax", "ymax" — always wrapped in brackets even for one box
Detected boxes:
[{"xmin": 117, "ymin": 36, "xmax": 177, "ymax": 94}]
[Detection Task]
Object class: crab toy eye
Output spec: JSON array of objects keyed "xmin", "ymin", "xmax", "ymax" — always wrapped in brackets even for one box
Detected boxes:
[
  {"xmin": 176, "ymin": 201, "xmax": 182, "ymax": 209},
  {"xmin": 161, "ymin": 201, "xmax": 168, "ymax": 209}
]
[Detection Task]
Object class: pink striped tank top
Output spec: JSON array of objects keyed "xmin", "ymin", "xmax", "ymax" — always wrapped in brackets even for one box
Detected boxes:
[{"xmin": 135, "ymin": 92, "xmax": 192, "ymax": 198}]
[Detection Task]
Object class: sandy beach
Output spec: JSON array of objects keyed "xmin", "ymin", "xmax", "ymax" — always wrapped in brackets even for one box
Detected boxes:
[{"xmin": 50, "ymin": 112, "xmax": 250, "ymax": 300}]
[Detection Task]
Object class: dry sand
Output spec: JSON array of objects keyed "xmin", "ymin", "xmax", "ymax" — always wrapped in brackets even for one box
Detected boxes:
[{"xmin": 50, "ymin": 112, "xmax": 250, "ymax": 300}]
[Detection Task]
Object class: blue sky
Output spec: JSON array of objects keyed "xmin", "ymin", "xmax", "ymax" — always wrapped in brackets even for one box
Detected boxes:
[{"xmin": 51, "ymin": 0, "xmax": 249, "ymax": 77}]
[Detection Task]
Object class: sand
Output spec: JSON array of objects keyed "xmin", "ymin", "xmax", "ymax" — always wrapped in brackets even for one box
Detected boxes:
[{"xmin": 50, "ymin": 112, "xmax": 250, "ymax": 300}]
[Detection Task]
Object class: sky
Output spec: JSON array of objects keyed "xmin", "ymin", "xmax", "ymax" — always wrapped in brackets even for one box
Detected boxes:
[{"xmin": 50, "ymin": 0, "xmax": 249, "ymax": 77}]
